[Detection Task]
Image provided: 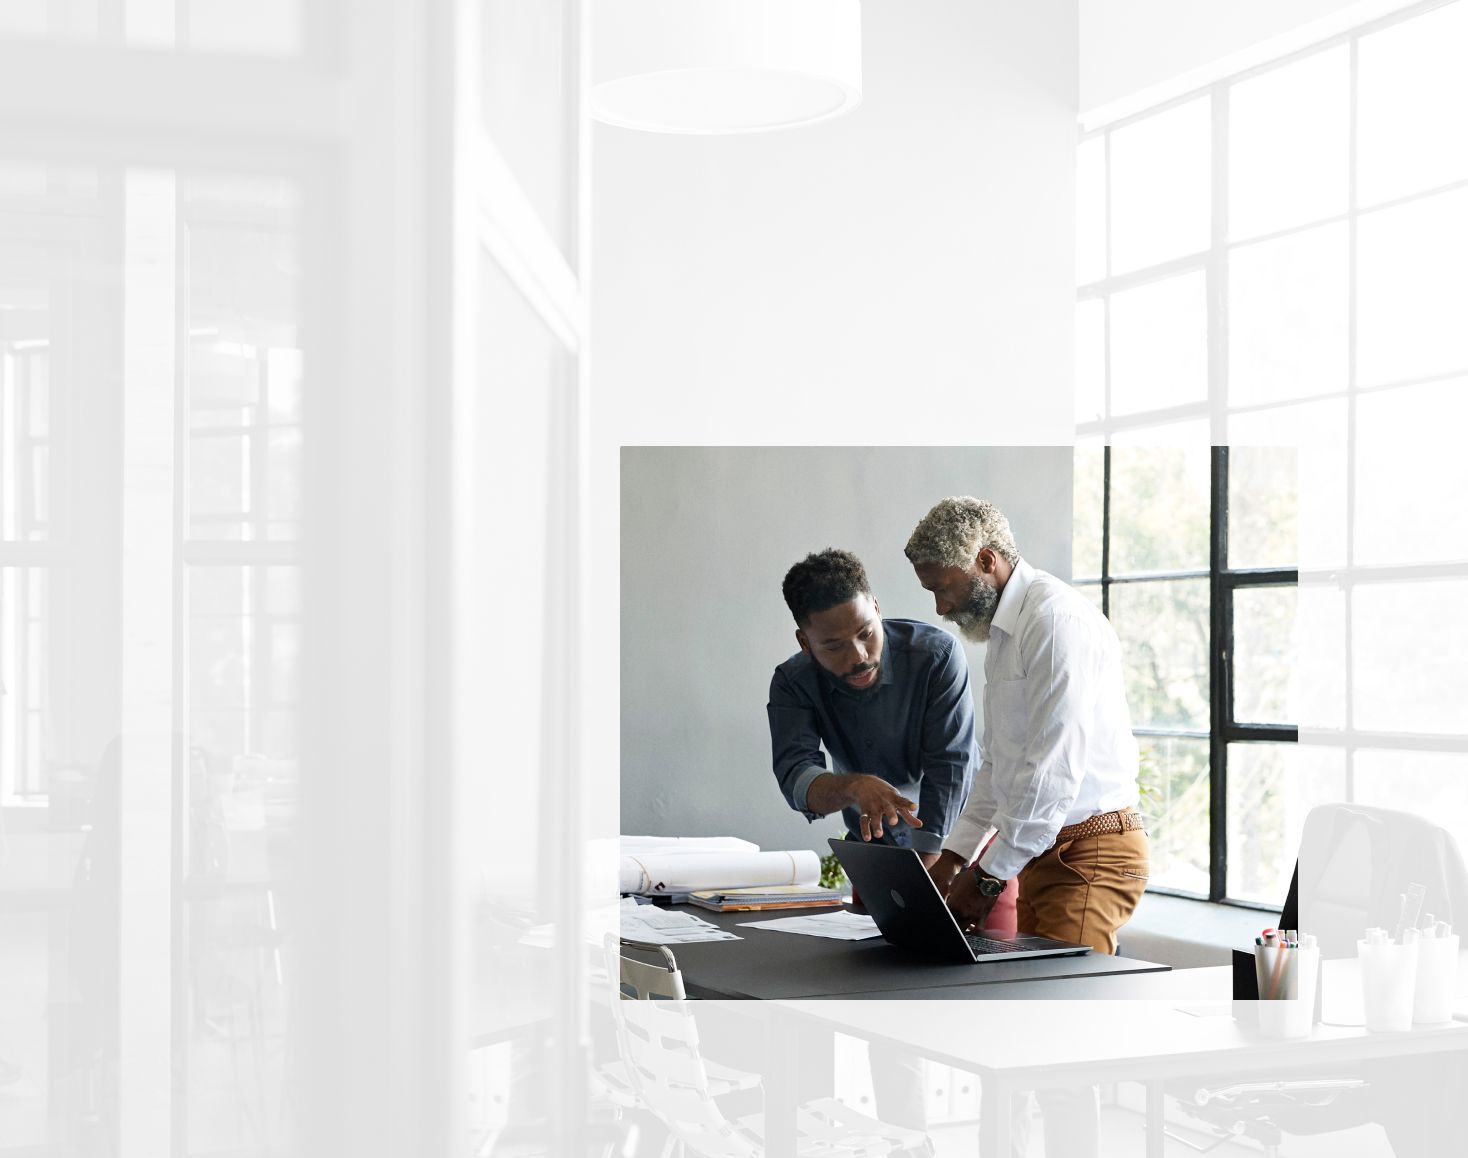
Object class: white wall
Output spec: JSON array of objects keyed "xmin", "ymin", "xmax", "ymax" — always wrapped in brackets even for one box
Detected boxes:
[
  {"xmin": 1080, "ymin": 0, "xmax": 1406, "ymax": 113},
  {"xmin": 591, "ymin": 0, "xmax": 1079, "ymax": 448},
  {"xmin": 620, "ymin": 446, "xmax": 1072, "ymax": 853}
]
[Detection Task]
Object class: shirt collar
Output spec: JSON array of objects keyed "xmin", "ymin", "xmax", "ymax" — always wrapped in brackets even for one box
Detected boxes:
[{"xmin": 989, "ymin": 557, "xmax": 1033, "ymax": 639}]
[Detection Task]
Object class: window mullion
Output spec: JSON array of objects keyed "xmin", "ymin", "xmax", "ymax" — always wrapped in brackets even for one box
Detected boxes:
[{"xmin": 1209, "ymin": 445, "xmax": 1230, "ymax": 902}]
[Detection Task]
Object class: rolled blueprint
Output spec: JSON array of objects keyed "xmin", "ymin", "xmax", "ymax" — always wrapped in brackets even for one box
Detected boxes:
[
  {"xmin": 621, "ymin": 835, "xmax": 760, "ymax": 857},
  {"xmin": 619, "ymin": 848, "xmax": 821, "ymax": 895}
]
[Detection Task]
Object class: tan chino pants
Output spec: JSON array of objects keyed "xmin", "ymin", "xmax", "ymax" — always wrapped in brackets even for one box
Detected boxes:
[{"xmin": 1015, "ymin": 824, "xmax": 1149, "ymax": 955}]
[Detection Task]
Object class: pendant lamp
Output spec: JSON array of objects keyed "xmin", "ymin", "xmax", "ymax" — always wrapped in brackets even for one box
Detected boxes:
[{"xmin": 593, "ymin": 0, "xmax": 863, "ymax": 134}]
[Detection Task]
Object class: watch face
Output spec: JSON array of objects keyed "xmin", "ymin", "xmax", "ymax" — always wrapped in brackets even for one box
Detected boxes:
[{"xmin": 975, "ymin": 872, "xmax": 1004, "ymax": 897}]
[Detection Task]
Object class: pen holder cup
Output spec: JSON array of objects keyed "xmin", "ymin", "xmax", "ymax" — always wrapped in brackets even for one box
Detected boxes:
[
  {"xmin": 1255, "ymin": 945, "xmax": 1319, "ymax": 1038},
  {"xmin": 1413, "ymin": 934, "xmax": 1460, "ymax": 1025},
  {"xmin": 1359, "ymin": 939, "xmax": 1418, "ymax": 1032}
]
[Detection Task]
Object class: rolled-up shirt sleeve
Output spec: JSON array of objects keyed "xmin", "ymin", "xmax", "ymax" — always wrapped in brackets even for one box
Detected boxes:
[
  {"xmin": 942, "ymin": 757, "xmax": 997, "ymax": 863},
  {"xmin": 767, "ymin": 667, "xmax": 829, "ymax": 821},
  {"xmin": 914, "ymin": 637, "xmax": 976, "ymax": 853},
  {"xmin": 977, "ymin": 612, "xmax": 1098, "ymax": 880}
]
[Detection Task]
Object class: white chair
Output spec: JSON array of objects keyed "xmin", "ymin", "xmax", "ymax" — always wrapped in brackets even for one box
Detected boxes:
[{"xmin": 604, "ymin": 937, "xmax": 932, "ymax": 1158}]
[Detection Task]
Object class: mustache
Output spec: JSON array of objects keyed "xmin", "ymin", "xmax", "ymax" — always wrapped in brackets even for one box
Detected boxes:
[{"xmin": 846, "ymin": 662, "xmax": 878, "ymax": 678}]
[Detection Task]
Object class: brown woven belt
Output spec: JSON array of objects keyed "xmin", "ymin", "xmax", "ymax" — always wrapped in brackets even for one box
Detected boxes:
[{"xmin": 1055, "ymin": 807, "xmax": 1147, "ymax": 843}]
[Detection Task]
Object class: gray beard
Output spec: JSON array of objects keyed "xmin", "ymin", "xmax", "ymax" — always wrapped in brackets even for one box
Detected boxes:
[{"xmin": 945, "ymin": 575, "xmax": 1000, "ymax": 643}]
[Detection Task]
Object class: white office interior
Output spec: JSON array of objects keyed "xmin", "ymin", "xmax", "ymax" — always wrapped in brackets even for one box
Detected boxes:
[{"xmin": 1, "ymin": 2, "xmax": 1467, "ymax": 1156}]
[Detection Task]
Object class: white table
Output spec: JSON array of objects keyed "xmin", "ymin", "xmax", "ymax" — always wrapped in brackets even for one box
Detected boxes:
[{"xmin": 767, "ymin": 957, "xmax": 1468, "ymax": 1156}]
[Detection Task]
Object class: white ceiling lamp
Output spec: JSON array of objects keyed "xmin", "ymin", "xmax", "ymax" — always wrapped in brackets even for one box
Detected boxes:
[{"xmin": 593, "ymin": 0, "xmax": 863, "ymax": 135}]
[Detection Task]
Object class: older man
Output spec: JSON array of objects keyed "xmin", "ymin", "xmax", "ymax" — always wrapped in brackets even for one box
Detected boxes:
[
  {"xmin": 904, "ymin": 497, "xmax": 1150, "ymax": 1158},
  {"xmin": 904, "ymin": 497, "xmax": 1148, "ymax": 954}
]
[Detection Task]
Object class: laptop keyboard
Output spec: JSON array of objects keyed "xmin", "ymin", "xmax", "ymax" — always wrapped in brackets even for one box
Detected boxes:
[{"xmin": 965, "ymin": 934, "xmax": 1027, "ymax": 954}]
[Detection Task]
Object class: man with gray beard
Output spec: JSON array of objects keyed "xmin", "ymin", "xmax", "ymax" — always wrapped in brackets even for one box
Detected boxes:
[
  {"xmin": 903, "ymin": 496, "xmax": 1147, "ymax": 952},
  {"xmin": 905, "ymin": 497, "xmax": 1149, "ymax": 1158}
]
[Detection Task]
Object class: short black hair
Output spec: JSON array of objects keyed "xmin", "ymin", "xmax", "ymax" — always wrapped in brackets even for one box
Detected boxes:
[{"xmin": 781, "ymin": 549, "xmax": 872, "ymax": 625}]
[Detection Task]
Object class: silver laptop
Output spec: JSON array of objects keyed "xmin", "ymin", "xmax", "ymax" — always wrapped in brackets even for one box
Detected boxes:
[{"xmin": 829, "ymin": 838, "xmax": 1092, "ymax": 964}]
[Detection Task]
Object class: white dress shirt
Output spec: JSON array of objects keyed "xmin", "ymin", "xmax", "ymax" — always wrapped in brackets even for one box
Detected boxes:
[{"xmin": 942, "ymin": 558, "xmax": 1140, "ymax": 880}]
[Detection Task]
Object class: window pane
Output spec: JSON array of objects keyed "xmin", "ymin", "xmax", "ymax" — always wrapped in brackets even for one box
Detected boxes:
[
  {"xmin": 1076, "ymin": 137, "xmax": 1107, "ymax": 285},
  {"xmin": 1112, "ymin": 419, "xmax": 1211, "ymax": 448},
  {"xmin": 1228, "ymin": 223, "xmax": 1348, "ymax": 406},
  {"xmin": 1109, "ymin": 272, "xmax": 1207, "ymax": 416},
  {"xmin": 1, "ymin": 237, "xmax": 54, "ymax": 543},
  {"xmin": 1075, "ymin": 299, "xmax": 1105, "ymax": 425},
  {"xmin": 1227, "ymin": 744, "xmax": 1346, "ymax": 905},
  {"xmin": 185, "ymin": 178, "xmax": 302, "ymax": 544},
  {"xmin": 1110, "ymin": 97, "xmax": 1211, "ymax": 275},
  {"xmin": 1354, "ymin": 380, "xmax": 1468, "ymax": 567},
  {"xmin": 1353, "ymin": 750, "xmax": 1468, "ymax": 871},
  {"xmin": 1137, "ymin": 735, "xmax": 1210, "ymax": 894},
  {"xmin": 1354, "ymin": 578, "xmax": 1468, "ymax": 734},
  {"xmin": 1233, "ymin": 585, "xmax": 1295, "ymax": 725},
  {"xmin": 267, "ymin": 426, "xmax": 301, "ymax": 535},
  {"xmin": 1228, "ymin": 401, "xmax": 1347, "ymax": 570},
  {"xmin": 1072, "ymin": 442, "xmax": 1104, "ymax": 579},
  {"xmin": 1228, "ymin": 446, "xmax": 1297, "ymax": 570},
  {"xmin": 1357, "ymin": 0, "xmax": 1468, "ymax": 206},
  {"xmin": 0, "ymin": 1, "xmax": 303, "ymax": 54},
  {"xmin": 187, "ymin": 565, "xmax": 300, "ymax": 753},
  {"xmin": 0, "ymin": 568, "xmax": 49, "ymax": 795},
  {"xmin": 1229, "ymin": 45, "xmax": 1349, "ymax": 240},
  {"xmin": 189, "ymin": 432, "xmax": 250, "ymax": 518},
  {"xmin": 1356, "ymin": 187, "xmax": 1468, "ymax": 387},
  {"xmin": 1108, "ymin": 446, "xmax": 1209, "ymax": 573},
  {"xmin": 1294, "ymin": 580, "xmax": 1347, "ymax": 732},
  {"xmin": 1110, "ymin": 579, "xmax": 1210, "ymax": 731}
]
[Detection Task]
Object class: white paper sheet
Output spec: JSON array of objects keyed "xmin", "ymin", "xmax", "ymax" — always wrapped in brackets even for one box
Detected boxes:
[
  {"xmin": 736, "ymin": 910, "xmax": 883, "ymax": 941},
  {"xmin": 620, "ymin": 897, "xmax": 741, "ymax": 945}
]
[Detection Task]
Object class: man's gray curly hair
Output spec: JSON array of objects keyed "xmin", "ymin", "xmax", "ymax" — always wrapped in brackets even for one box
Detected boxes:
[{"xmin": 904, "ymin": 497, "xmax": 1020, "ymax": 569}]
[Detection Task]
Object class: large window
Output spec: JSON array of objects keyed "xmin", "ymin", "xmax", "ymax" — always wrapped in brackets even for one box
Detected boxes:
[
  {"xmin": 1075, "ymin": 0, "xmax": 1468, "ymax": 907},
  {"xmin": 1075, "ymin": 445, "xmax": 1302, "ymax": 905}
]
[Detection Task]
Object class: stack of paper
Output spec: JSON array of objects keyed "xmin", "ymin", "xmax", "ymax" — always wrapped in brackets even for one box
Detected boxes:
[
  {"xmin": 619, "ymin": 897, "xmax": 740, "ymax": 945},
  {"xmin": 688, "ymin": 884, "xmax": 843, "ymax": 912}
]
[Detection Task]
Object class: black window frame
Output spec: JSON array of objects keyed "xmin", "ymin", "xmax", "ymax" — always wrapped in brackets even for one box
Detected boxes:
[{"xmin": 1083, "ymin": 444, "xmax": 1298, "ymax": 907}]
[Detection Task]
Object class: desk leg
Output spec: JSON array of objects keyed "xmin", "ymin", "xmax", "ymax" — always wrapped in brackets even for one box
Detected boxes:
[
  {"xmin": 1145, "ymin": 1078, "xmax": 1165, "ymax": 1158},
  {"xmin": 979, "ymin": 1075, "xmax": 1011, "ymax": 1157},
  {"xmin": 764, "ymin": 1013, "xmax": 798, "ymax": 1155}
]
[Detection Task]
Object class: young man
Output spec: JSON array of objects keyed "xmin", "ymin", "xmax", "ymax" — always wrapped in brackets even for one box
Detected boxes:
[
  {"xmin": 767, "ymin": 546, "xmax": 1001, "ymax": 1137},
  {"xmin": 903, "ymin": 497, "xmax": 1148, "ymax": 953},
  {"xmin": 767, "ymin": 548, "xmax": 976, "ymax": 868}
]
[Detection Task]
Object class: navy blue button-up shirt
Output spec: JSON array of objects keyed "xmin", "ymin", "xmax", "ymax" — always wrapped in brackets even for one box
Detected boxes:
[{"xmin": 766, "ymin": 618, "xmax": 976, "ymax": 854}]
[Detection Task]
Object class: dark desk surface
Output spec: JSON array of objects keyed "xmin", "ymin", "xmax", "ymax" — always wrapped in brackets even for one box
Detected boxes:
[{"xmin": 661, "ymin": 904, "xmax": 1169, "ymax": 999}]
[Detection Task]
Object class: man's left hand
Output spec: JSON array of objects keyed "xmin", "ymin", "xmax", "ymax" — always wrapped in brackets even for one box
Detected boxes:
[{"xmin": 946, "ymin": 868, "xmax": 999, "ymax": 932}]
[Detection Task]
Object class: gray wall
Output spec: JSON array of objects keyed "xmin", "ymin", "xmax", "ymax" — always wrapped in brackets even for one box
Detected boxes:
[{"xmin": 621, "ymin": 446, "xmax": 1074, "ymax": 853}]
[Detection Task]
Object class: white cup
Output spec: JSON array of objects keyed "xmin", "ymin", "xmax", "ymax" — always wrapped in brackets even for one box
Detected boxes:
[
  {"xmin": 1413, "ymin": 933, "xmax": 1460, "ymax": 1025},
  {"xmin": 1258, "ymin": 945, "xmax": 1319, "ymax": 1038},
  {"xmin": 1359, "ymin": 938, "xmax": 1418, "ymax": 1032}
]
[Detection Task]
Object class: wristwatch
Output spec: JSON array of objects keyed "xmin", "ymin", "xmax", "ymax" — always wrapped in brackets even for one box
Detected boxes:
[{"xmin": 971, "ymin": 867, "xmax": 1006, "ymax": 897}]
